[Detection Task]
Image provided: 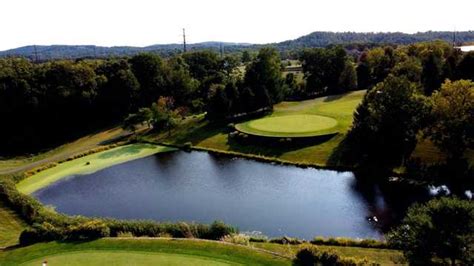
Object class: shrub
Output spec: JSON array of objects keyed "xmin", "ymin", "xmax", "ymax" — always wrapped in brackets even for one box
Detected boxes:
[
  {"xmin": 295, "ymin": 245, "xmax": 379, "ymax": 266},
  {"xmin": 182, "ymin": 142, "xmax": 192, "ymax": 150},
  {"xmin": 221, "ymin": 234, "xmax": 250, "ymax": 246},
  {"xmin": 270, "ymin": 236, "xmax": 304, "ymax": 245},
  {"xmin": 66, "ymin": 220, "xmax": 110, "ymax": 240},
  {"xmin": 19, "ymin": 222, "xmax": 63, "ymax": 246},
  {"xmin": 206, "ymin": 220, "xmax": 237, "ymax": 240},
  {"xmin": 310, "ymin": 237, "xmax": 389, "ymax": 249}
]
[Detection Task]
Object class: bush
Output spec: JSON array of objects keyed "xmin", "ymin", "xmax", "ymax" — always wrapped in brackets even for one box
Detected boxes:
[
  {"xmin": 310, "ymin": 237, "xmax": 389, "ymax": 249},
  {"xmin": 66, "ymin": 220, "xmax": 110, "ymax": 240},
  {"xmin": 295, "ymin": 245, "xmax": 379, "ymax": 266},
  {"xmin": 182, "ymin": 142, "xmax": 192, "ymax": 151},
  {"xmin": 206, "ymin": 220, "xmax": 237, "ymax": 240},
  {"xmin": 221, "ymin": 234, "xmax": 250, "ymax": 246},
  {"xmin": 270, "ymin": 236, "xmax": 304, "ymax": 245},
  {"xmin": 19, "ymin": 222, "xmax": 63, "ymax": 246}
]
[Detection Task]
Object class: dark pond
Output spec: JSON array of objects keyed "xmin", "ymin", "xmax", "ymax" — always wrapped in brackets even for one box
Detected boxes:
[{"xmin": 34, "ymin": 150, "xmax": 435, "ymax": 240}]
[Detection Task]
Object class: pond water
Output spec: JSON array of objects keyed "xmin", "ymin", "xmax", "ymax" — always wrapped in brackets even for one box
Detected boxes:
[{"xmin": 34, "ymin": 150, "xmax": 433, "ymax": 240}]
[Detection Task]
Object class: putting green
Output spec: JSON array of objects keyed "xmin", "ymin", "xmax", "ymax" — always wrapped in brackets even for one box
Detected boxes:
[
  {"xmin": 21, "ymin": 251, "xmax": 235, "ymax": 266},
  {"xmin": 235, "ymin": 114, "xmax": 338, "ymax": 137}
]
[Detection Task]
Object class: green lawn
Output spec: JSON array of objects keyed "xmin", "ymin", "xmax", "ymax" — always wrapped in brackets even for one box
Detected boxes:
[
  {"xmin": 0, "ymin": 201, "xmax": 26, "ymax": 248},
  {"xmin": 253, "ymin": 242, "xmax": 405, "ymax": 265},
  {"xmin": 153, "ymin": 90, "xmax": 366, "ymax": 167},
  {"xmin": 16, "ymin": 144, "xmax": 176, "ymax": 195},
  {"xmin": 235, "ymin": 114, "xmax": 338, "ymax": 137},
  {"xmin": 0, "ymin": 126, "xmax": 139, "ymax": 175},
  {"xmin": 0, "ymin": 239, "xmax": 291, "ymax": 266}
]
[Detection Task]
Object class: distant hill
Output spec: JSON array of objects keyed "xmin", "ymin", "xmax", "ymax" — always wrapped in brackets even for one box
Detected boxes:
[
  {"xmin": 0, "ymin": 42, "xmax": 252, "ymax": 60},
  {"xmin": 275, "ymin": 31, "xmax": 474, "ymax": 49},
  {"xmin": 1, "ymin": 31, "xmax": 474, "ymax": 60}
]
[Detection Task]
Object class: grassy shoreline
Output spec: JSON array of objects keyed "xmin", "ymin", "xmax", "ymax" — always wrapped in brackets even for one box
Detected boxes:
[
  {"xmin": 151, "ymin": 90, "xmax": 366, "ymax": 168},
  {"xmin": 16, "ymin": 143, "xmax": 176, "ymax": 195}
]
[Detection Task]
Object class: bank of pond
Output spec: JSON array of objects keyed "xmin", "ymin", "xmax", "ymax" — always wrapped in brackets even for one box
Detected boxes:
[{"xmin": 16, "ymin": 143, "xmax": 469, "ymax": 241}]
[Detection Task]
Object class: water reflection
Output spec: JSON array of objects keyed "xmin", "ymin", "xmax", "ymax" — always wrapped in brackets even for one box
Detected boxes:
[{"xmin": 34, "ymin": 150, "xmax": 437, "ymax": 239}]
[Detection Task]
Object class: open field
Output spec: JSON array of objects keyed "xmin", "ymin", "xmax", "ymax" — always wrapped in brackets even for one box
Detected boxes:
[
  {"xmin": 0, "ymin": 127, "xmax": 136, "ymax": 175},
  {"xmin": 0, "ymin": 201, "xmax": 26, "ymax": 248},
  {"xmin": 16, "ymin": 144, "xmax": 176, "ymax": 195},
  {"xmin": 235, "ymin": 114, "xmax": 338, "ymax": 137},
  {"xmin": 0, "ymin": 239, "xmax": 291, "ymax": 266}
]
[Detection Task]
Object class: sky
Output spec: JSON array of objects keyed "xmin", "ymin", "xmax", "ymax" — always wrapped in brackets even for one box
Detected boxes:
[{"xmin": 0, "ymin": 0, "xmax": 473, "ymax": 51}]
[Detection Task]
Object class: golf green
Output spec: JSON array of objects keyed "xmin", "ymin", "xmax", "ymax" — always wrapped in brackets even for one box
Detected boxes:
[{"xmin": 235, "ymin": 114, "xmax": 338, "ymax": 137}]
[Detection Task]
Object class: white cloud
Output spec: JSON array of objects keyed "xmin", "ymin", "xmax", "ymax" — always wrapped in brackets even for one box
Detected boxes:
[{"xmin": 0, "ymin": 0, "xmax": 472, "ymax": 50}]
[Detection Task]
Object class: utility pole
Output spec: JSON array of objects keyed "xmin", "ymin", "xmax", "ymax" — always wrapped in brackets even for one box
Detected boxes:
[
  {"xmin": 182, "ymin": 28, "xmax": 187, "ymax": 53},
  {"xmin": 220, "ymin": 43, "xmax": 224, "ymax": 58}
]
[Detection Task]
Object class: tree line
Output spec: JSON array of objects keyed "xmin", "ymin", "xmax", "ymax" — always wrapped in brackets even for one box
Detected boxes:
[
  {"xmin": 0, "ymin": 51, "xmax": 239, "ymax": 154},
  {"xmin": 1, "ymin": 41, "xmax": 473, "ymax": 160},
  {"xmin": 337, "ymin": 41, "xmax": 474, "ymax": 182}
]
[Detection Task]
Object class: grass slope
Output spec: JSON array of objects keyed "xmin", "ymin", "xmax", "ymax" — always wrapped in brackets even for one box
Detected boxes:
[
  {"xmin": 235, "ymin": 114, "xmax": 338, "ymax": 137},
  {"xmin": 153, "ymin": 90, "xmax": 365, "ymax": 167},
  {"xmin": 0, "ymin": 239, "xmax": 291, "ymax": 266},
  {"xmin": 16, "ymin": 144, "xmax": 176, "ymax": 195},
  {"xmin": 0, "ymin": 127, "xmax": 134, "ymax": 175},
  {"xmin": 253, "ymin": 243, "xmax": 405, "ymax": 265},
  {"xmin": 0, "ymin": 201, "xmax": 26, "ymax": 248}
]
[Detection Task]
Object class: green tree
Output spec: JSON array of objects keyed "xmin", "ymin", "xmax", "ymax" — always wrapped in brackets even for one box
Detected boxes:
[
  {"xmin": 338, "ymin": 61, "xmax": 357, "ymax": 91},
  {"xmin": 151, "ymin": 97, "xmax": 181, "ymax": 136},
  {"xmin": 301, "ymin": 46, "xmax": 352, "ymax": 95},
  {"xmin": 366, "ymin": 46, "xmax": 395, "ymax": 84},
  {"xmin": 356, "ymin": 52, "xmax": 371, "ymax": 90},
  {"xmin": 241, "ymin": 51, "xmax": 252, "ymax": 63},
  {"xmin": 456, "ymin": 51, "xmax": 474, "ymax": 81},
  {"xmin": 164, "ymin": 56, "xmax": 199, "ymax": 106},
  {"xmin": 122, "ymin": 107, "xmax": 153, "ymax": 133},
  {"xmin": 388, "ymin": 197, "xmax": 474, "ymax": 265},
  {"xmin": 421, "ymin": 51, "xmax": 443, "ymax": 95},
  {"xmin": 96, "ymin": 60, "xmax": 139, "ymax": 117},
  {"xmin": 206, "ymin": 83, "xmax": 231, "ymax": 119},
  {"xmin": 243, "ymin": 47, "xmax": 285, "ymax": 109},
  {"xmin": 130, "ymin": 53, "xmax": 167, "ymax": 106},
  {"xmin": 425, "ymin": 79, "xmax": 474, "ymax": 162},
  {"xmin": 391, "ymin": 57, "xmax": 422, "ymax": 83},
  {"xmin": 345, "ymin": 75, "xmax": 429, "ymax": 172}
]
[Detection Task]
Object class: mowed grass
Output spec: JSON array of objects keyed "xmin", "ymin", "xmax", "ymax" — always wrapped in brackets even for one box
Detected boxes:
[
  {"xmin": 253, "ymin": 242, "xmax": 405, "ymax": 265},
  {"xmin": 16, "ymin": 144, "xmax": 176, "ymax": 195},
  {"xmin": 235, "ymin": 114, "xmax": 338, "ymax": 137},
  {"xmin": 0, "ymin": 127, "xmax": 132, "ymax": 175},
  {"xmin": 154, "ymin": 90, "xmax": 366, "ymax": 166},
  {"xmin": 21, "ymin": 251, "xmax": 235, "ymax": 266},
  {"xmin": 0, "ymin": 201, "xmax": 26, "ymax": 248},
  {"xmin": 0, "ymin": 239, "xmax": 291, "ymax": 266}
]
